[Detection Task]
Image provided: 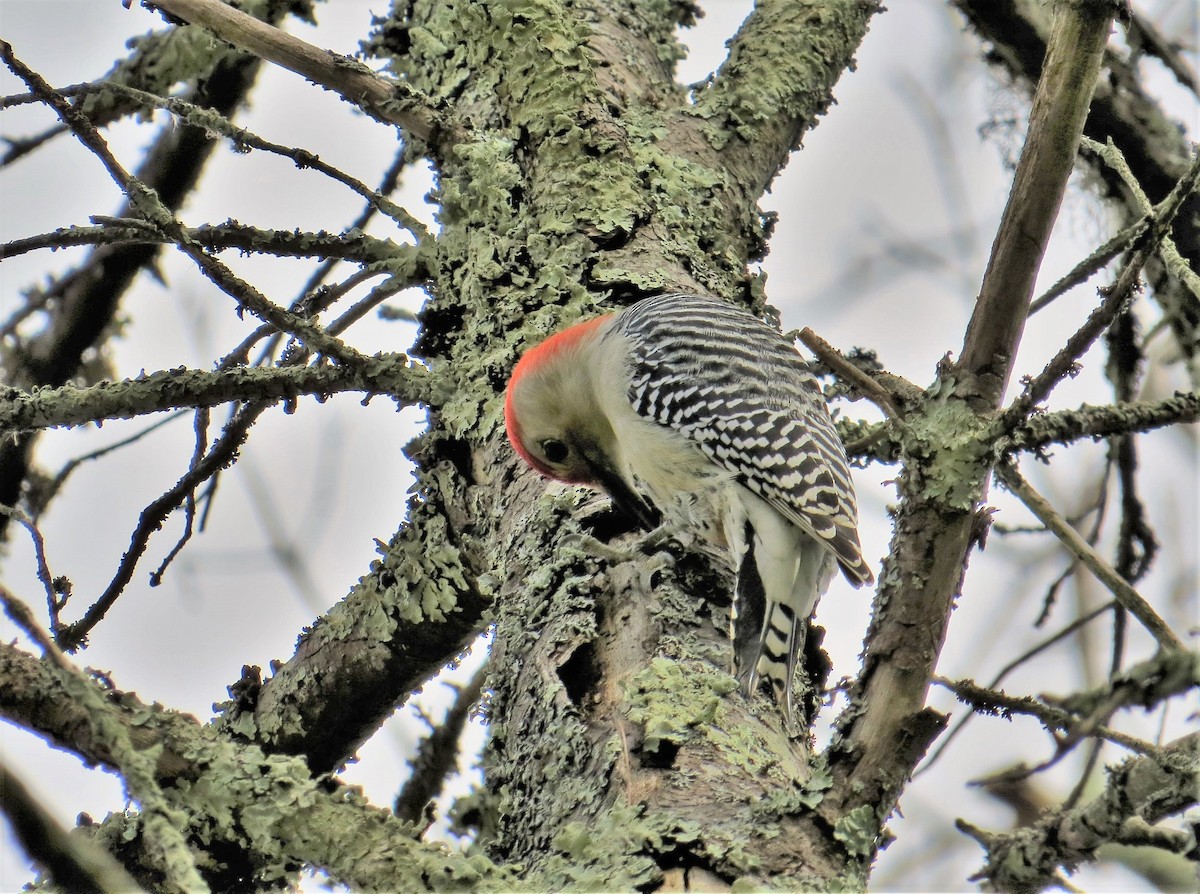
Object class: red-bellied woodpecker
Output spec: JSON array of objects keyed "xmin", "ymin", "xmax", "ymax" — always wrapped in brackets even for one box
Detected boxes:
[{"xmin": 504, "ymin": 293, "xmax": 873, "ymax": 719}]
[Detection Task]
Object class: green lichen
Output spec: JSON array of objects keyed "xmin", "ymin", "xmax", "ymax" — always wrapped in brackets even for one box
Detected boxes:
[
  {"xmin": 371, "ymin": 503, "xmax": 470, "ymax": 625},
  {"xmin": 533, "ymin": 802, "xmax": 709, "ymax": 891},
  {"xmin": 622, "ymin": 657, "xmax": 736, "ymax": 753},
  {"xmin": 689, "ymin": 1, "xmax": 875, "ymax": 150},
  {"xmin": 753, "ymin": 753, "xmax": 834, "ymax": 815},
  {"xmin": 833, "ymin": 804, "xmax": 879, "ymax": 860},
  {"xmin": 904, "ymin": 396, "xmax": 989, "ymax": 510}
]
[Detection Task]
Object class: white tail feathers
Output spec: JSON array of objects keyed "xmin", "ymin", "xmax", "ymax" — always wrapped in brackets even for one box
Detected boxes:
[{"xmin": 729, "ymin": 487, "xmax": 836, "ymax": 722}]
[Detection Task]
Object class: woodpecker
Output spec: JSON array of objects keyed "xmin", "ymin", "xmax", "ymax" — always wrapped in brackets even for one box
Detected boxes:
[{"xmin": 504, "ymin": 293, "xmax": 872, "ymax": 719}]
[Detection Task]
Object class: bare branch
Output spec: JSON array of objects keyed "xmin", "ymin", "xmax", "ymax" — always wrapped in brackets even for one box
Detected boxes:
[
  {"xmin": 0, "ymin": 505, "xmax": 65, "ymax": 628},
  {"xmin": 0, "ymin": 758, "xmax": 144, "ymax": 894},
  {"xmin": 140, "ymin": 0, "xmax": 468, "ymax": 150},
  {"xmin": 995, "ymin": 462, "xmax": 1183, "ymax": 651},
  {"xmin": 956, "ymin": 0, "xmax": 1115, "ymax": 408},
  {"xmin": 0, "ymin": 41, "xmax": 372, "ymax": 368},
  {"xmin": 54, "ymin": 405, "xmax": 246, "ymax": 649},
  {"xmin": 798, "ymin": 327, "xmax": 904, "ymax": 419}
]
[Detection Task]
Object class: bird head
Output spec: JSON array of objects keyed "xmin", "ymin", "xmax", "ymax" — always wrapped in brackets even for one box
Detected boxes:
[{"xmin": 504, "ymin": 314, "xmax": 615, "ymax": 485}]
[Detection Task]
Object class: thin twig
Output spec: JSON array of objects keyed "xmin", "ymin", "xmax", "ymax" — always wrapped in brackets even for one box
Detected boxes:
[
  {"xmin": 2, "ymin": 222, "xmax": 406, "ymax": 264},
  {"xmin": 32, "ymin": 413, "xmax": 189, "ymax": 522},
  {"xmin": 327, "ymin": 275, "xmax": 413, "ymax": 337},
  {"xmin": 999, "ymin": 146, "xmax": 1200, "ymax": 429},
  {"xmin": 1029, "ymin": 213, "xmax": 1149, "ymax": 314},
  {"xmin": 1033, "ymin": 455, "xmax": 1112, "ymax": 629},
  {"xmin": 0, "ymin": 505, "xmax": 63, "ymax": 629},
  {"xmin": 85, "ymin": 80, "xmax": 431, "ymax": 240},
  {"xmin": 995, "ymin": 462, "xmax": 1182, "ymax": 651},
  {"xmin": 147, "ymin": 409, "xmax": 209, "ymax": 590},
  {"xmin": 0, "ymin": 585, "xmax": 72, "ymax": 672},
  {"xmin": 999, "ymin": 392, "xmax": 1200, "ymax": 455},
  {"xmin": 916, "ymin": 600, "xmax": 1118, "ymax": 776},
  {"xmin": 141, "ymin": 0, "xmax": 468, "ymax": 148},
  {"xmin": 0, "ymin": 41, "xmax": 370, "ymax": 367},
  {"xmin": 54, "ymin": 410, "xmax": 257, "ymax": 650},
  {"xmin": 1081, "ymin": 136, "xmax": 1200, "ymax": 302},
  {"xmin": 797, "ymin": 328, "xmax": 902, "ymax": 419},
  {"xmin": 933, "ymin": 676, "xmax": 1154, "ymax": 758}
]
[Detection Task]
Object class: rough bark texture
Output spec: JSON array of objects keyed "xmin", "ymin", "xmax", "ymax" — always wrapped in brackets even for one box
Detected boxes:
[{"xmin": 1, "ymin": 0, "xmax": 1195, "ymax": 890}]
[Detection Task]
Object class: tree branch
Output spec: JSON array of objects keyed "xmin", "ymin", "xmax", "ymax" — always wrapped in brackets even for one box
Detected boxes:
[
  {"xmin": 699, "ymin": 0, "xmax": 881, "ymax": 199},
  {"xmin": 0, "ymin": 589, "xmax": 207, "ymax": 891},
  {"xmin": 0, "ymin": 641, "xmax": 510, "ymax": 890},
  {"xmin": 1048, "ymin": 647, "xmax": 1199, "ymax": 717},
  {"xmin": 995, "ymin": 462, "xmax": 1183, "ymax": 650},
  {"xmin": 0, "ymin": 355, "xmax": 436, "ymax": 433},
  {"xmin": 3, "ymin": 222, "xmax": 414, "ymax": 264},
  {"xmin": 956, "ymin": 0, "xmax": 1115, "ymax": 408},
  {"xmin": 960, "ymin": 732, "xmax": 1200, "ymax": 891},
  {"xmin": 213, "ymin": 432, "xmax": 498, "ymax": 776},
  {"xmin": 951, "ymin": 0, "xmax": 1200, "ymax": 388},
  {"xmin": 798, "ymin": 327, "xmax": 905, "ymax": 419},
  {"xmin": 1000, "ymin": 392, "xmax": 1200, "ymax": 453},
  {"xmin": 825, "ymin": 0, "xmax": 1118, "ymax": 831},
  {"xmin": 85, "ymin": 79, "xmax": 433, "ymax": 239},
  {"xmin": 138, "ymin": 0, "xmax": 469, "ymax": 151},
  {"xmin": 0, "ymin": 759, "xmax": 144, "ymax": 894},
  {"xmin": 933, "ymin": 676, "xmax": 1153, "ymax": 755}
]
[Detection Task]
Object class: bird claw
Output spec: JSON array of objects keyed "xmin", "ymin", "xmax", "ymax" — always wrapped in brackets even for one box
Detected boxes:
[
  {"xmin": 559, "ymin": 530, "xmax": 677, "ymax": 583},
  {"xmin": 559, "ymin": 531, "xmax": 640, "ymax": 564}
]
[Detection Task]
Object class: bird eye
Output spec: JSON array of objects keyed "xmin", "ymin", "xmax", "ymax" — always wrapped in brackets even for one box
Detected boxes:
[{"xmin": 540, "ymin": 439, "xmax": 569, "ymax": 464}]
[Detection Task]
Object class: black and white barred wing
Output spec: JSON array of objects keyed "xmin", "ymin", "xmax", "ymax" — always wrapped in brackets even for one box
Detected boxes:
[{"xmin": 617, "ymin": 293, "xmax": 873, "ymax": 586}]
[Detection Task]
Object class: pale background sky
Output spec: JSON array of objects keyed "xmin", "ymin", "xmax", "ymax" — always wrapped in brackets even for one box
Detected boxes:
[{"xmin": 1, "ymin": 1, "xmax": 1196, "ymax": 890}]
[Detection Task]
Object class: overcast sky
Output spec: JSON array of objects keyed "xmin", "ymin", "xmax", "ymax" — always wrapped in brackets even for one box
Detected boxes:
[{"xmin": 1, "ymin": 1, "xmax": 1195, "ymax": 890}]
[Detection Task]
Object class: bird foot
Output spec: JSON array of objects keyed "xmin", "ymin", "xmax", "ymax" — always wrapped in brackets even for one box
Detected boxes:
[{"xmin": 559, "ymin": 530, "xmax": 677, "ymax": 580}]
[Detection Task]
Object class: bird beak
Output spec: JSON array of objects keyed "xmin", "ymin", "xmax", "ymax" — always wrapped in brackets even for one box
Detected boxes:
[{"xmin": 578, "ymin": 443, "xmax": 661, "ymax": 531}]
